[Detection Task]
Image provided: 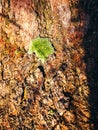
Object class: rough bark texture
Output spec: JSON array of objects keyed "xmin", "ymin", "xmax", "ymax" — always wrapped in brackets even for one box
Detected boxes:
[{"xmin": 0, "ymin": 0, "xmax": 98, "ymax": 129}]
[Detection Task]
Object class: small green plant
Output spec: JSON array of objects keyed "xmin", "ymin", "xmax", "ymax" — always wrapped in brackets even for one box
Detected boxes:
[
  {"xmin": 14, "ymin": 50, "xmax": 20, "ymax": 55},
  {"xmin": 49, "ymin": 109, "xmax": 55, "ymax": 115},
  {"xmin": 28, "ymin": 37, "xmax": 54, "ymax": 62}
]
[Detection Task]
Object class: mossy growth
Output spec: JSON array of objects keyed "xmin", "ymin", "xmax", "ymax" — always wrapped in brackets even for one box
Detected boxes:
[{"xmin": 28, "ymin": 37, "xmax": 54, "ymax": 62}]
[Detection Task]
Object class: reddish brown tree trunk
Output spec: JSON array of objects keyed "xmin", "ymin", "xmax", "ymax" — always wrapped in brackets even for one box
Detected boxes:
[{"xmin": 0, "ymin": 0, "xmax": 95, "ymax": 130}]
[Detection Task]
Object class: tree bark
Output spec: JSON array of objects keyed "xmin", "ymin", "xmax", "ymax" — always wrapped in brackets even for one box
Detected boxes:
[{"xmin": 0, "ymin": 0, "xmax": 96, "ymax": 130}]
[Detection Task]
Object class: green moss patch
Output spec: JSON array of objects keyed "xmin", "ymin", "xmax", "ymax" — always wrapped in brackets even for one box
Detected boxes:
[{"xmin": 28, "ymin": 37, "xmax": 54, "ymax": 62}]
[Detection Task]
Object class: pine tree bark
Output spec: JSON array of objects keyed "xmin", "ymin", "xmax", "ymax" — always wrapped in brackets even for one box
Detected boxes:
[{"xmin": 0, "ymin": 0, "xmax": 94, "ymax": 130}]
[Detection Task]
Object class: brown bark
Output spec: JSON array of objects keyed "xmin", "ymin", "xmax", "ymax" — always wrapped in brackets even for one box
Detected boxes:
[{"xmin": 0, "ymin": 0, "xmax": 96, "ymax": 129}]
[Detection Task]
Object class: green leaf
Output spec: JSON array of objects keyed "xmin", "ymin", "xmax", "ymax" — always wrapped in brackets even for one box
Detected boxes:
[{"xmin": 28, "ymin": 37, "xmax": 54, "ymax": 62}]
